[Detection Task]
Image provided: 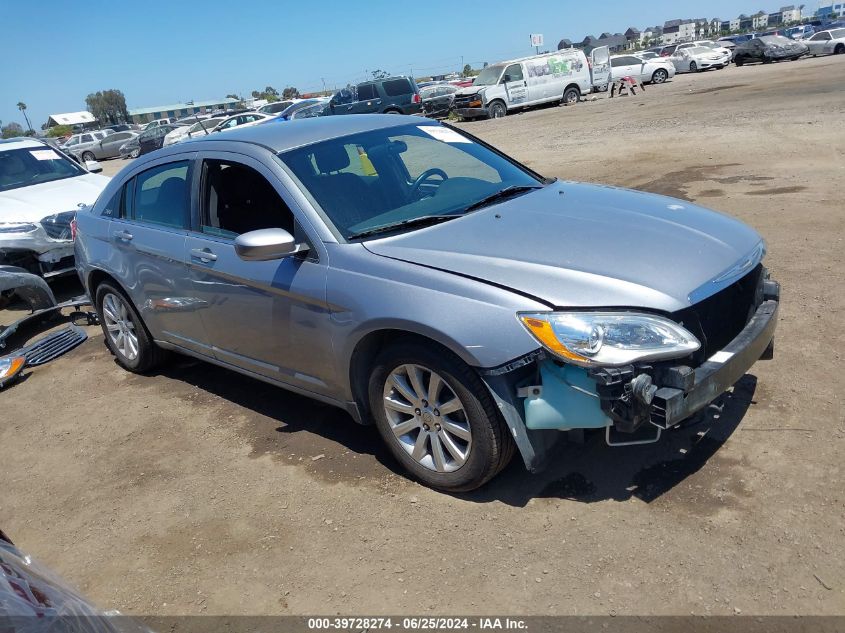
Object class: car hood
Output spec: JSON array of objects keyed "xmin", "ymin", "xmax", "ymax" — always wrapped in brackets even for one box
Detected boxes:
[
  {"xmin": 363, "ymin": 182, "xmax": 763, "ymax": 313},
  {"xmin": 0, "ymin": 174, "xmax": 110, "ymax": 223}
]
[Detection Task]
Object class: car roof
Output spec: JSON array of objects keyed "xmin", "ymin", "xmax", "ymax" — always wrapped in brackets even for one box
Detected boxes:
[
  {"xmin": 186, "ymin": 113, "xmax": 437, "ymax": 153},
  {"xmin": 0, "ymin": 138, "xmax": 46, "ymax": 151}
]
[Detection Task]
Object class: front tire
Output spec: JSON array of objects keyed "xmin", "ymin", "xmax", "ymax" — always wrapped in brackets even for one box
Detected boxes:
[
  {"xmin": 488, "ymin": 101, "xmax": 507, "ymax": 119},
  {"xmin": 735, "ymin": 56, "xmax": 745, "ymax": 67},
  {"xmin": 651, "ymin": 69, "xmax": 668, "ymax": 84},
  {"xmin": 130, "ymin": 148, "xmax": 140, "ymax": 159},
  {"xmin": 835, "ymin": 44, "xmax": 844, "ymax": 55},
  {"xmin": 689, "ymin": 61, "xmax": 698, "ymax": 72},
  {"xmin": 95, "ymin": 282, "xmax": 166, "ymax": 373},
  {"xmin": 368, "ymin": 343, "xmax": 514, "ymax": 491}
]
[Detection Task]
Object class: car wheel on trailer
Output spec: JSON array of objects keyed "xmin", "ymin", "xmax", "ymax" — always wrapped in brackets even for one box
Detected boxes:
[
  {"xmin": 95, "ymin": 282, "xmax": 166, "ymax": 373},
  {"xmin": 368, "ymin": 342, "xmax": 515, "ymax": 492},
  {"xmin": 651, "ymin": 69, "xmax": 668, "ymax": 84},
  {"xmin": 562, "ymin": 86, "xmax": 580, "ymax": 105},
  {"xmin": 487, "ymin": 101, "xmax": 507, "ymax": 119}
]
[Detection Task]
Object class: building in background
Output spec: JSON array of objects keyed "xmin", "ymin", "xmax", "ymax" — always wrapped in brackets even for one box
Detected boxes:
[
  {"xmin": 126, "ymin": 98, "xmax": 239, "ymax": 124},
  {"xmin": 816, "ymin": 3, "xmax": 845, "ymax": 18},
  {"xmin": 46, "ymin": 111, "xmax": 97, "ymax": 130}
]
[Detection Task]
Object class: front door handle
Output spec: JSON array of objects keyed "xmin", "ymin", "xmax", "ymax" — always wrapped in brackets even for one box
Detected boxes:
[
  {"xmin": 113, "ymin": 230, "xmax": 133, "ymax": 241},
  {"xmin": 190, "ymin": 248, "xmax": 217, "ymax": 263}
]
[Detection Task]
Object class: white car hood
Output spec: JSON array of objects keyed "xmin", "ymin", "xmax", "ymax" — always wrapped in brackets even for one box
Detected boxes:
[{"xmin": 0, "ymin": 174, "xmax": 110, "ymax": 223}]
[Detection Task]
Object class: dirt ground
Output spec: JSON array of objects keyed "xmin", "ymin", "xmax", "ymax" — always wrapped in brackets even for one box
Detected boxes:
[{"xmin": 2, "ymin": 55, "xmax": 844, "ymax": 617}]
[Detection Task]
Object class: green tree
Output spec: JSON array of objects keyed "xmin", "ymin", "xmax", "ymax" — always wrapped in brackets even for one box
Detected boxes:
[
  {"xmin": 264, "ymin": 86, "xmax": 279, "ymax": 97},
  {"xmin": 85, "ymin": 89, "xmax": 130, "ymax": 125},
  {"xmin": 16, "ymin": 102, "xmax": 32, "ymax": 132},
  {"xmin": 1, "ymin": 122, "xmax": 24, "ymax": 139},
  {"xmin": 282, "ymin": 86, "xmax": 300, "ymax": 100},
  {"xmin": 371, "ymin": 69, "xmax": 388, "ymax": 79},
  {"xmin": 46, "ymin": 124, "xmax": 72, "ymax": 138}
]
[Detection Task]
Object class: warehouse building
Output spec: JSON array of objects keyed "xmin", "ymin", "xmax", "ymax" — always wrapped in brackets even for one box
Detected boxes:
[{"xmin": 127, "ymin": 98, "xmax": 239, "ymax": 124}]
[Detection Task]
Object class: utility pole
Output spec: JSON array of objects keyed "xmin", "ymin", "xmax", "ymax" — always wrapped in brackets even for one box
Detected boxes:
[{"xmin": 321, "ymin": 77, "xmax": 327, "ymax": 95}]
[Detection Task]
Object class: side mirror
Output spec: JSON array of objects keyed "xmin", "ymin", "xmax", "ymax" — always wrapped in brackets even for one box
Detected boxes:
[
  {"xmin": 234, "ymin": 228, "xmax": 308, "ymax": 261},
  {"xmin": 85, "ymin": 160, "xmax": 103, "ymax": 173}
]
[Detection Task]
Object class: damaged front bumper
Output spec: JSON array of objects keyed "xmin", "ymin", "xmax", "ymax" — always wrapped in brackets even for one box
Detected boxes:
[
  {"xmin": 480, "ymin": 278, "xmax": 779, "ymax": 472},
  {"xmin": 0, "ymin": 213, "xmax": 76, "ymax": 277}
]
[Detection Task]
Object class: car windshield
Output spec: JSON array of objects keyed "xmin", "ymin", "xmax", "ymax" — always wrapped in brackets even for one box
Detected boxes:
[
  {"xmin": 0, "ymin": 146, "xmax": 86, "ymax": 193},
  {"xmin": 279, "ymin": 123, "xmax": 544, "ymax": 240},
  {"xmin": 473, "ymin": 65, "xmax": 504, "ymax": 86}
]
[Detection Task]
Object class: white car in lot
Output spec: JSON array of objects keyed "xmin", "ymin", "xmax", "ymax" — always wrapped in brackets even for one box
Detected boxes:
[
  {"xmin": 676, "ymin": 40, "xmax": 734, "ymax": 61},
  {"xmin": 163, "ymin": 118, "xmax": 226, "ymax": 146},
  {"xmin": 213, "ymin": 112, "xmax": 273, "ymax": 133},
  {"xmin": 804, "ymin": 28, "xmax": 845, "ymax": 56},
  {"xmin": 0, "ymin": 138, "xmax": 109, "ymax": 276},
  {"xmin": 669, "ymin": 46, "xmax": 730, "ymax": 72},
  {"xmin": 611, "ymin": 54, "xmax": 676, "ymax": 84}
]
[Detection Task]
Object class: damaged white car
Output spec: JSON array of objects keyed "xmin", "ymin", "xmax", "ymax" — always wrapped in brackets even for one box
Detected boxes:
[{"xmin": 0, "ymin": 138, "xmax": 109, "ymax": 277}]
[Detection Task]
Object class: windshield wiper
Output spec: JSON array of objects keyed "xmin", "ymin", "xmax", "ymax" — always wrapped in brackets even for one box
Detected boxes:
[
  {"xmin": 347, "ymin": 214, "xmax": 458, "ymax": 240},
  {"xmin": 461, "ymin": 185, "xmax": 543, "ymax": 214}
]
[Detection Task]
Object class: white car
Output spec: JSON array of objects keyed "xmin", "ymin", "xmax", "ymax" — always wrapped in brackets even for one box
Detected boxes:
[
  {"xmin": 163, "ymin": 118, "xmax": 226, "ymax": 146},
  {"xmin": 805, "ymin": 28, "xmax": 845, "ymax": 56},
  {"xmin": 611, "ymin": 54, "xmax": 676, "ymax": 84},
  {"xmin": 669, "ymin": 46, "xmax": 730, "ymax": 72},
  {"xmin": 0, "ymin": 139, "xmax": 109, "ymax": 277},
  {"xmin": 212, "ymin": 112, "xmax": 273, "ymax": 132},
  {"xmin": 677, "ymin": 40, "xmax": 734, "ymax": 60}
]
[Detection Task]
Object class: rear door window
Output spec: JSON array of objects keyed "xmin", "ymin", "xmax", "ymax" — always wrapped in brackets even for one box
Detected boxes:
[
  {"xmin": 131, "ymin": 161, "xmax": 191, "ymax": 229},
  {"xmin": 382, "ymin": 79, "xmax": 412, "ymax": 96},
  {"xmin": 357, "ymin": 84, "xmax": 378, "ymax": 100}
]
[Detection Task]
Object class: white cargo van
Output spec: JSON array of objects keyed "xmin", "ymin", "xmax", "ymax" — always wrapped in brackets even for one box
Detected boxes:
[{"xmin": 453, "ymin": 47, "xmax": 610, "ymax": 119}]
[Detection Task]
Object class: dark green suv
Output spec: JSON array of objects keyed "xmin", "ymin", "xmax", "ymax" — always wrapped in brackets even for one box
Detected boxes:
[{"xmin": 326, "ymin": 76, "xmax": 422, "ymax": 116}]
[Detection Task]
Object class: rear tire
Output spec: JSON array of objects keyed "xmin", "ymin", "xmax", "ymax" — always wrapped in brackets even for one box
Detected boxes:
[
  {"xmin": 651, "ymin": 69, "xmax": 668, "ymax": 84},
  {"xmin": 368, "ymin": 342, "xmax": 515, "ymax": 492},
  {"xmin": 129, "ymin": 148, "xmax": 140, "ymax": 158},
  {"xmin": 94, "ymin": 282, "xmax": 167, "ymax": 373},
  {"xmin": 689, "ymin": 61, "xmax": 698, "ymax": 72},
  {"xmin": 81, "ymin": 151, "xmax": 95, "ymax": 162},
  {"xmin": 562, "ymin": 86, "xmax": 580, "ymax": 104},
  {"xmin": 835, "ymin": 44, "xmax": 845, "ymax": 55},
  {"xmin": 488, "ymin": 101, "xmax": 507, "ymax": 119}
]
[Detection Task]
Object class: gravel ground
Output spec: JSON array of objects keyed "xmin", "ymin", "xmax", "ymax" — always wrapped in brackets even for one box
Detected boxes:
[{"xmin": 2, "ymin": 55, "xmax": 844, "ymax": 617}]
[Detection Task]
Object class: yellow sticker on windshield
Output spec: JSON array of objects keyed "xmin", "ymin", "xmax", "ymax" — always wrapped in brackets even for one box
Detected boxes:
[{"xmin": 417, "ymin": 126, "xmax": 471, "ymax": 143}]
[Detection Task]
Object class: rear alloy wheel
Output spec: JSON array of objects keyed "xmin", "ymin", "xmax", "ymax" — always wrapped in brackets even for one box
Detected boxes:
[
  {"xmin": 689, "ymin": 61, "xmax": 698, "ymax": 72},
  {"xmin": 81, "ymin": 151, "xmax": 95, "ymax": 162},
  {"xmin": 488, "ymin": 101, "xmax": 507, "ymax": 119},
  {"xmin": 369, "ymin": 343, "xmax": 514, "ymax": 491},
  {"xmin": 562, "ymin": 86, "xmax": 580, "ymax": 104},
  {"xmin": 130, "ymin": 148, "xmax": 140, "ymax": 159},
  {"xmin": 95, "ymin": 282, "xmax": 166, "ymax": 373},
  {"xmin": 835, "ymin": 44, "xmax": 844, "ymax": 55},
  {"xmin": 651, "ymin": 68, "xmax": 668, "ymax": 84}
]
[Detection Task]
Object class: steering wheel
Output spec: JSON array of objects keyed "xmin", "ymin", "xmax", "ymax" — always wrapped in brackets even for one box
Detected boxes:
[{"xmin": 409, "ymin": 168, "xmax": 448, "ymax": 197}]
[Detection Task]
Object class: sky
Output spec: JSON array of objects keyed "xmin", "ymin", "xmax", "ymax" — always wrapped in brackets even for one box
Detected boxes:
[{"xmin": 1, "ymin": 0, "xmax": 799, "ymax": 129}]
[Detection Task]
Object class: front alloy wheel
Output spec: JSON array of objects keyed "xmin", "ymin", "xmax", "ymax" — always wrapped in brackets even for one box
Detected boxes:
[
  {"xmin": 368, "ymin": 343, "xmax": 514, "ymax": 491},
  {"xmin": 383, "ymin": 364, "xmax": 471, "ymax": 473}
]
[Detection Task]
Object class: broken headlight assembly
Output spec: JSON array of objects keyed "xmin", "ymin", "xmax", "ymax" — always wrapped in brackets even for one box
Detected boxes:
[{"xmin": 518, "ymin": 311, "xmax": 700, "ymax": 367}]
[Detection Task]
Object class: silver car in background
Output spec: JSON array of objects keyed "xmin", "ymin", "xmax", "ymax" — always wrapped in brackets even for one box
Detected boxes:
[
  {"xmin": 74, "ymin": 116, "xmax": 779, "ymax": 491},
  {"xmin": 611, "ymin": 54, "xmax": 676, "ymax": 84},
  {"xmin": 669, "ymin": 45, "xmax": 731, "ymax": 72}
]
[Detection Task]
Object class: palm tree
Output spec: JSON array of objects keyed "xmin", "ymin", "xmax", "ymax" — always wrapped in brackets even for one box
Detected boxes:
[{"xmin": 16, "ymin": 102, "xmax": 32, "ymax": 132}]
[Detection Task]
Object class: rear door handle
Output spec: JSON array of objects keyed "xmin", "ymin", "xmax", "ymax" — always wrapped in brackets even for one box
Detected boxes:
[
  {"xmin": 113, "ymin": 229, "xmax": 133, "ymax": 241},
  {"xmin": 190, "ymin": 248, "xmax": 217, "ymax": 263}
]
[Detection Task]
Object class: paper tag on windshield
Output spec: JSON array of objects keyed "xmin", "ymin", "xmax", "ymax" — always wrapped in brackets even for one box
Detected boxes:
[
  {"xmin": 418, "ymin": 126, "xmax": 471, "ymax": 143},
  {"xmin": 30, "ymin": 150, "xmax": 61, "ymax": 161}
]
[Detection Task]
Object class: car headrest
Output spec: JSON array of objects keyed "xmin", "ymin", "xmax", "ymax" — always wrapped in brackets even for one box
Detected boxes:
[{"xmin": 313, "ymin": 144, "xmax": 350, "ymax": 174}]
